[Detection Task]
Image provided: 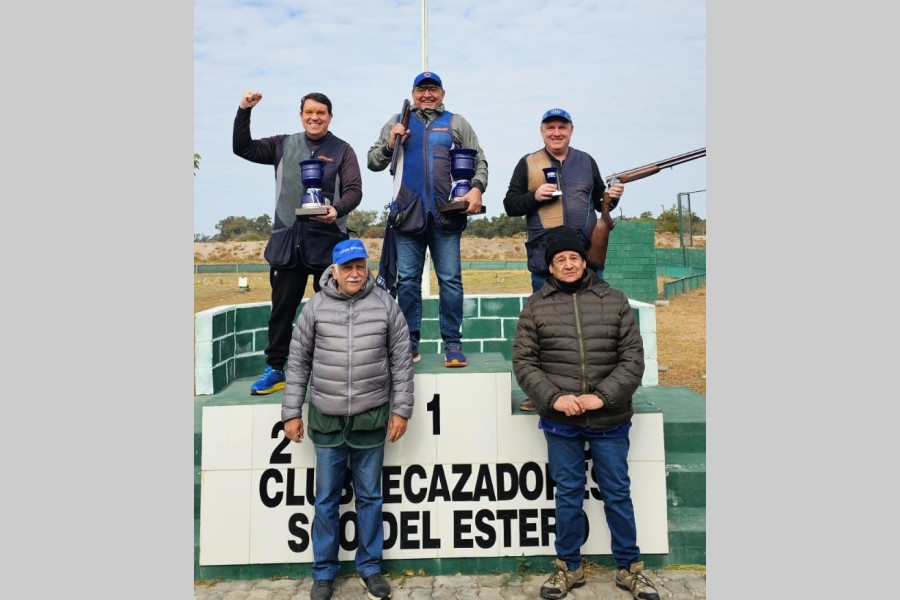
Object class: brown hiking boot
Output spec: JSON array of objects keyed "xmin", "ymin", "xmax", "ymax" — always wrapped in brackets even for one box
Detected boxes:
[
  {"xmin": 614, "ymin": 561, "xmax": 659, "ymax": 600},
  {"xmin": 540, "ymin": 558, "xmax": 585, "ymax": 599}
]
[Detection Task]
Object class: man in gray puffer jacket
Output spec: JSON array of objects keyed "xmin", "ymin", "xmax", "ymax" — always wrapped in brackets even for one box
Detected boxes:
[
  {"xmin": 282, "ymin": 238, "xmax": 414, "ymax": 600},
  {"xmin": 512, "ymin": 226, "xmax": 659, "ymax": 600}
]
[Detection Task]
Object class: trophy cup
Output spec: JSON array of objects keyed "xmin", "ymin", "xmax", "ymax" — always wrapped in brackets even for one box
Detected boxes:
[
  {"xmin": 295, "ymin": 159, "xmax": 329, "ymax": 217},
  {"xmin": 542, "ymin": 166, "xmax": 563, "ymax": 200},
  {"xmin": 440, "ymin": 148, "xmax": 486, "ymax": 214}
]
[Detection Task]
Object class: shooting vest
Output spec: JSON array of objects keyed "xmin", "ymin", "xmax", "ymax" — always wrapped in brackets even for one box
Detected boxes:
[
  {"xmin": 264, "ymin": 132, "xmax": 350, "ymax": 270},
  {"xmin": 392, "ymin": 110, "xmax": 467, "ymax": 235},
  {"xmin": 523, "ymin": 148, "xmax": 598, "ymax": 274},
  {"xmin": 273, "ymin": 132, "xmax": 348, "ymax": 231}
]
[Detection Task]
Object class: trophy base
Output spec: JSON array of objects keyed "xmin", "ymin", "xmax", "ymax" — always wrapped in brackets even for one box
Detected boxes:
[
  {"xmin": 439, "ymin": 201, "xmax": 487, "ymax": 214},
  {"xmin": 295, "ymin": 206, "xmax": 329, "ymax": 217},
  {"xmin": 550, "ymin": 190, "xmax": 563, "ymax": 197}
]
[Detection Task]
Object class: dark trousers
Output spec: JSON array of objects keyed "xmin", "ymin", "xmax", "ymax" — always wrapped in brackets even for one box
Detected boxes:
[{"xmin": 265, "ymin": 262, "xmax": 323, "ymax": 371}]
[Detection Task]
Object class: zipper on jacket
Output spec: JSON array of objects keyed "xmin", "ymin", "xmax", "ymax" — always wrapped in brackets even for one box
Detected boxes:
[
  {"xmin": 346, "ymin": 297, "xmax": 355, "ymax": 416},
  {"xmin": 423, "ymin": 118, "xmax": 434, "ymax": 214},
  {"xmin": 573, "ymin": 292, "xmax": 588, "ymax": 393}
]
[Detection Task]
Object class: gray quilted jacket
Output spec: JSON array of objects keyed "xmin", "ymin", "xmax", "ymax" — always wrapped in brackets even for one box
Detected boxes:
[
  {"xmin": 512, "ymin": 270, "xmax": 644, "ymax": 429},
  {"xmin": 282, "ymin": 269, "xmax": 414, "ymax": 421}
]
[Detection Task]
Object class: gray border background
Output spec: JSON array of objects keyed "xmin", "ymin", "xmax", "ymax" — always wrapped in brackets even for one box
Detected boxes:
[{"xmin": 4, "ymin": 0, "xmax": 192, "ymax": 596}]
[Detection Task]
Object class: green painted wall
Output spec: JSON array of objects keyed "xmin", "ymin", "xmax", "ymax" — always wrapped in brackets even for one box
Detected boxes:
[
  {"xmin": 195, "ymin": 223, "xmax": 670, "ymax": 304},
  {"xmin": 195, "ymin": 223, "xmax": 668, "ymax": 394},
  {"xmin": 656, "ymin": 247, "xmax": 706, "ymax": 269},
  {"xmin": 195, "ymin": 295, "xmax": 658, "ymax": 396},
  {"xmin": 603, "ymin": 221, "xmax": 658, "ymax": 304}
]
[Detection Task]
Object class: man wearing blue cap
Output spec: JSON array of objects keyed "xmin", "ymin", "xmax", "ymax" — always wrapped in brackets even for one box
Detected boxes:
[
  {"xmin": 502, "ymin": 108, "xmax": 624, "ymax": 410},
  {"xmin": 282, "ymin": 238, "xmax": 414, "ymax": 600},
  {"xmin": 367, "ymin": 71, "xmax": 489, "ymax": 368}
]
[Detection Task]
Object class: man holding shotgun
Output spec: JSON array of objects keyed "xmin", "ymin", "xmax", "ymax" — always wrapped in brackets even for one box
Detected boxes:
[
  {"xmin": 504, "ymin": 107, "xmax": 624, "ymax": 290},
  {"xmin": 367, "ymin": 71, "xmax": 488, "ymax": 368},
  {"xmin": 503, "ymin": 107, "xmax": 623, "ymax": 411}
]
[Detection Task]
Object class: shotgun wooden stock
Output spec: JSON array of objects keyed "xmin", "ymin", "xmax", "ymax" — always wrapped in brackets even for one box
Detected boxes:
[
  {"xmin": 586, "ymin": 147, "xmax": 706, "ymax": 268},
  {"xmin": 389, "ymin": 99, "xmax": 411, "ymax": 177}
]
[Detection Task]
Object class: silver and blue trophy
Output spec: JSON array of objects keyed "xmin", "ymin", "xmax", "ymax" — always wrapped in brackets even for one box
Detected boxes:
[
  {"xmin": 295, "ymin": 159, "xmax": 329, "ymax": 217},
  {"xmin": 542, "ymin": 166, "xmax": 563, "ymax": 198},
  {"xmin": 440, "ymin": 148, "xmax": 485, "ymax": 213}
]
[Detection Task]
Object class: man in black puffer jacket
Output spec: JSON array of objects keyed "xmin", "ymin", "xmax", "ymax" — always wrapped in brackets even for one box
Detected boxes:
[{"xmin": 512, "ymin": 226, "xmax": 659, "ymax": 600}]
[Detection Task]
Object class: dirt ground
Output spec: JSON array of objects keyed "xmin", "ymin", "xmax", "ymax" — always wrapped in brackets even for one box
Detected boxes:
[
  {"xmin": 193, "ymin": 234, "xmax": 706, "ymax": 397},
  {"xmin": 192, "ymin": 232, "xmax": 703, "ymax": 263}
]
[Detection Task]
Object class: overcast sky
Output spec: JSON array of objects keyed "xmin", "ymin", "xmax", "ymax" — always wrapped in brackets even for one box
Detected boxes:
[{"xmin": 194, "ymin": 0, "xmax": 706, "ymax": 236}]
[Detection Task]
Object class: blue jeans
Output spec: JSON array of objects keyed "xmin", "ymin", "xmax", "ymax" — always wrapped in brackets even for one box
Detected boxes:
[
  {"xmin": 544, "ymin": 429, "xmax": 639, "ymax": 570},
  {"xmin": 531, "ymin": 268, "xmax": 604, "ymax": 293},
  {"xmin": 312, "ymin": 442, "xmax": 385, "ymax": 580},
  {"xmin": 394, "ymin": 215, "xmax": 463, "ymax": 347}
]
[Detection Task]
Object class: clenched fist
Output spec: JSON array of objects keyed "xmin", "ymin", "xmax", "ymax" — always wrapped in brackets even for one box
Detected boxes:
[{"xmin": 240, "ymin": 91, "xmax": 263, "ymax": 109}]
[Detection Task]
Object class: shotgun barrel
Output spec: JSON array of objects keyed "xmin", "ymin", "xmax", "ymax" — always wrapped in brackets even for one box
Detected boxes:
[
  {"xmin": 606, "ymin": 147, "xmax": 706, "ymax": 187},
  {"xmin": 389, "ymin": 99, "xmax": 411, "ymax": 177},
  {"xmin": 587, "ymin": 147, "xmax": 706, "ymax": 269}
]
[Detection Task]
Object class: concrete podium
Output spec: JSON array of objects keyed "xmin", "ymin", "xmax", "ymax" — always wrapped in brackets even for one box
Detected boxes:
[{"xmin": 198, "ymin": 354, "xmax": 668, "ymax": 568}]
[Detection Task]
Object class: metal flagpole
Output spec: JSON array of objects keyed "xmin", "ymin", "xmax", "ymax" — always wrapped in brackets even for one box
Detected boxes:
[
  {"xmin": 421, "ymin": 0, "xmax": 428, "ymax": 70},
  {"xmin": 421, "ymin": 0, "xmax": 433, "ymax": 298}
]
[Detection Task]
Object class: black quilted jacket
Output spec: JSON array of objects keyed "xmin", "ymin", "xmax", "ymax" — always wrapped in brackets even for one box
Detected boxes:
[{"xmin": 512, "ymin": 271, "xmax": 645, "ymax": 429}]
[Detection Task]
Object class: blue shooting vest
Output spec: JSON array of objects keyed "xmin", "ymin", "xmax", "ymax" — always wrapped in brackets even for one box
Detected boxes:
[{"xmin": 390, "ymin": 110, "xmax": 467, "ymax": 235}]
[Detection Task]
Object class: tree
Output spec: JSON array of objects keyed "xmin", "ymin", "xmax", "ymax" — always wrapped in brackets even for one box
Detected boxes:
[
  {"xmin": 462, "ymin": 214, "xmax": 526, "ymax": 239},
  {"xmin": 347, "ymin": 209, "xmax": 379, "ymax": 237},
  {"xmin": 656, "ymin": 205, "xmax": 704, "ymax": 236},
  {"xmin": 194, "ymin": 153, "xmax": 201, "ymax": 175},
  {"xmin": 215, "ymin": 214, "xmax": 271, "ymax": 241}
]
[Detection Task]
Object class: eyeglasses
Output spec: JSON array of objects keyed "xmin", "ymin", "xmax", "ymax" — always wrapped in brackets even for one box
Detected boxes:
[{"xmin": 414, "ymin": 85, "xmax": 442, "ymax": 94}]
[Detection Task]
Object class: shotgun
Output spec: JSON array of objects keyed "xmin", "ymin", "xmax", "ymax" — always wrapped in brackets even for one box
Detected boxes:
[
  {"xmin": 389, "ymin": 99, "xmax": 411, "ymax": 177},
  {"xmin": 587, "ymin": 147, "xmax": 706, "ymax": 269}
]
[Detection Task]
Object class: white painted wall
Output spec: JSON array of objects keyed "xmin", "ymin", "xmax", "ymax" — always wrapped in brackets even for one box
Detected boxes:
[{"xmin": 200, "ymin": 369, "xmax": 668, "ymax": 566}]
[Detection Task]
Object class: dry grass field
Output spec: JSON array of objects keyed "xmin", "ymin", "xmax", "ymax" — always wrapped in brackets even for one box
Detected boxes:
[{"xmin": 194, "ymin": 234, "xmax": 706, "ymax": 397}]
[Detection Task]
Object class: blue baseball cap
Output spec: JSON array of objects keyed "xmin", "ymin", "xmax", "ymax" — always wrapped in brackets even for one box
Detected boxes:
[
  {"xmin": 332, "ymin": 239, "xmax": 369, "ymax": 265},
  {"xmin": 413, "ymin": 71, "xmax": 443, "ymax": 88},
  {"xmin": 541, "ymin": 108, "xmax": 573, "ymax": 124}
]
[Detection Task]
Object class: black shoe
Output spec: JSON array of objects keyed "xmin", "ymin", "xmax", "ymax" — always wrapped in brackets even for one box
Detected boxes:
[
  {"xmin": 359, "ymin": 572, "xmax": 391, "ymax": 600},
  {"xmin": 310, "ymin": 579, "xmax": 334, "ymax": 600}
]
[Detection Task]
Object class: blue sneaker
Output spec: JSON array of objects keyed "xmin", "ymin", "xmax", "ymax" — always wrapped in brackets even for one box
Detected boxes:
[
  {"xmin": 444, "ymin": 343, "xmax": 467, "ymax": 368},
  {"xmin": 250, "ymin": 365, "xmax": 286, "ymax": 395}
]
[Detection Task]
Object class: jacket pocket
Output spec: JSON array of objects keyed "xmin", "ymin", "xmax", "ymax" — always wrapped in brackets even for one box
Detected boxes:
[
  {"xmin": 346, "ymin": 403, "xmax": 390, "ymax": 448},
  {"xmin": 390, "ymin": 194, "xmax": 427, "ymax": 235},
  {"xmin": 307, "ymin": 403, "xmax": 346, "ymax": 448},
  {"xmin": 525, "ymin": 235, "xmax": 549, "ymax": 273},
  {"xmin": 298, "ymin": 221, "xmax": 349, "ymax": 270},
  {"xmin": 263, "ymin": 228, "xmax": 297, "ymax": 268},
  {"xmin": 349, "ymin": 403, "xmax": 390, "ymax": 432}
]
